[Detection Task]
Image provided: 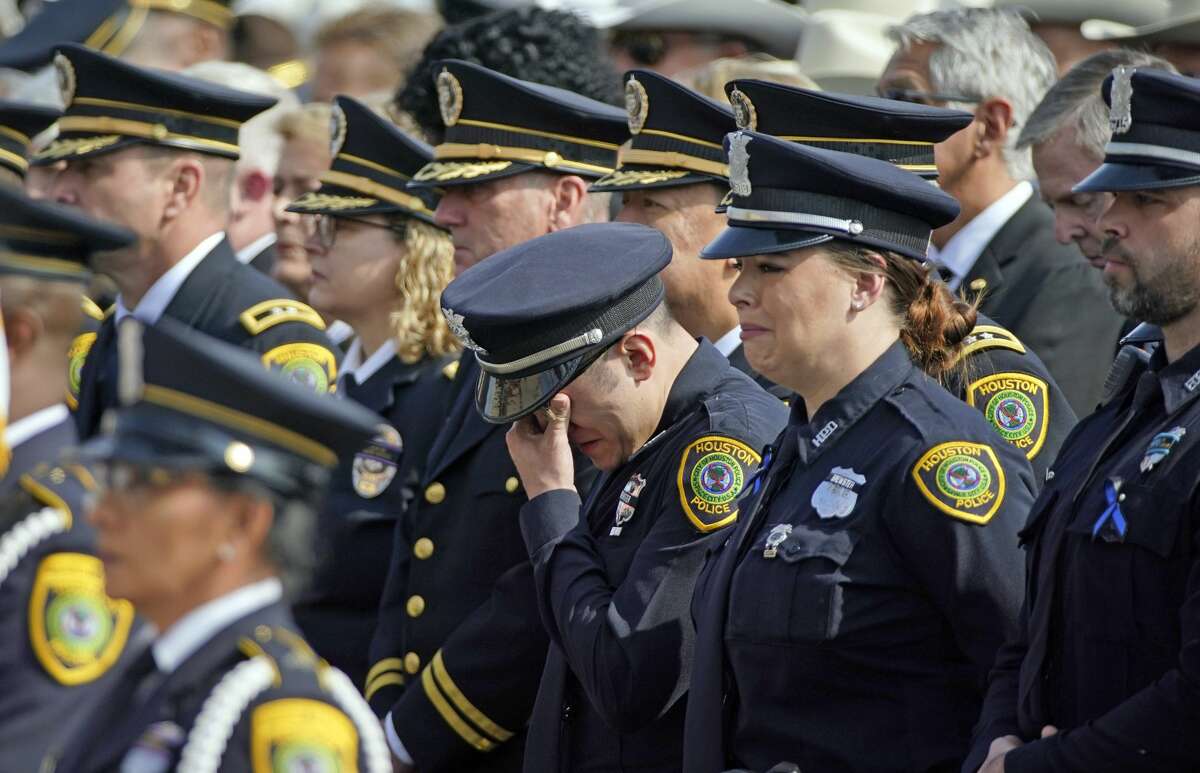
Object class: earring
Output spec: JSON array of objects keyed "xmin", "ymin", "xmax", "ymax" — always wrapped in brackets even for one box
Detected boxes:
[
  {"xmin": 852, "ymin": 300, "xmax": 865, "ymax": 311},
  {"xmin": 217, "ymin": 543, "xmax": 236, "ymax": 562}
]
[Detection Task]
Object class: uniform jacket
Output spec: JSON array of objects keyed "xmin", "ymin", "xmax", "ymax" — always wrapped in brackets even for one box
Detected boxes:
[
  {"xmin": 248, "ymin": 240, "xmax": 276, "ymax": 275},
  {"xmin": 46, "ymin": 599, "xmax": 390, "ymax": 773},
  {"xmin": 520, "ymin": 341, "xmax": 788, "ymax": 772},
  {"xmin": 968, "ymin": 340, "xmax": 1200, "ymax": 773},
  {"xmin": 72, "ymin": 237, "xmax": 337, "ymax": 439},
  {"xmin": 0, "ymin": 465, "xmax": 142, "ymax": 772},
  {"xmin": 963, "ymin": 197, "xmax": 1122, "ymax": 415},
  {"xmin": 684, "ymin": 341, "xmax": 1037, "ymax": 773},
  {"xmin": 293, "ymin": 349, "xmax": 455, "ymax": 690},
  {"xmin": 0, "ymin": 409, "xmax": 76, "ymax": 501}
]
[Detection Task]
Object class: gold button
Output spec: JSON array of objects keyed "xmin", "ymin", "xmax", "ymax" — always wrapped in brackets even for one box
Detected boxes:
[
  {"xmin": 404, "ymin": 652, "xmax": 421, "ymax": 674},
  {"xmin": 151, "ymin": 123, "xmax": 168, "ymax": 140},
  {"xmin": 543, "ymin": 151, "xmax": 562, "ymax": 168},
  {"xmin": 425, "ymin": 482, "xmax": 446, "ymax": 504},
  {"xmin": 414, "ymin": 538, "xmax": 435, "ymax": 559},
  {"xmin": 505, "ymin": 476, "xmax": 520, "ymax": 494},
  {"xmin": 407, "ymin": 595, "xmax": 426, "ymax": 617}
]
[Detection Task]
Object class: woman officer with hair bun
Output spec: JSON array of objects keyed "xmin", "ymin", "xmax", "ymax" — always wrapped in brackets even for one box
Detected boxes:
[{"xmin": 683, "ymin": 132, "xmax": 1038, "ymax": 773}]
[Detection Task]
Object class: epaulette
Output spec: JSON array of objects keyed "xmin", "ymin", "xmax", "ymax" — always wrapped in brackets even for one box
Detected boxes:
[
  {"xmin": 19, "ymin": 463, "xmax": 97, "ymax": 528},
  {"xmin": 238, "ymin": 299, "xmax": 326, "ymax": 335},
  {"xmin": 959, "ymin": 324, "xmax": 1026, "ymax": 359},
  {"xmin": 442, "ymin": 359, "xmax": 460, "ymax": 381}
]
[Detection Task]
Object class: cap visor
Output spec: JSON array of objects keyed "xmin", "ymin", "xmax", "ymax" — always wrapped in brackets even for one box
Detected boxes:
[
  {"xmin": 474, "ymin": 355, "xmax": 587, "ymax": 424},
  {"xmin": 408, "ymin": 160, "xmax": 538, "ymax": 189},
  {"xmin": 32, "ymin": 135, "xmax": 143, "ymax": 165},
  {"xmin": 1074, "ymin": 161, "xmax": 1200, "ymax": 193},
  {"xmin": 590, "ymin": 168, "xmax": 723, "ymax": 193},
  {"xmin": 700, "ymin": 225, "xmax": 833, "ymax": 260}
]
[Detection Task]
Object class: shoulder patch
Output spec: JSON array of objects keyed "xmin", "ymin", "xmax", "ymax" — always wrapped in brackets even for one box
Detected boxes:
[
  {"xmin": 29, "ymin": 552, "xmax": 134, "ymax": 685},
  {"xmin": 677, "ymin": 435, "xmax": 761, "ymax": 533},
  {"xmin": 251, "ymin": 698, "xmax": 359, "ymax": 773},
  {"xmin": 960, "ymin": 324, "xmax": 1026, "ymax": 359},
  {"xmin": 239, "ymin": 299, "xmax": 327, "ymax": 336},
  {"xmin": 262, "ymin": 343, "xmax": 337, "ymax": 394},
  {"xmin": 966, "ymin": 372, "xmax": 1050, "ymax": 460},
  {"xmin": 911, "ymin": 441, "xmax": 1006, "ymax": 525},
  {"xmin": 66, "ymin": 332, "xmax": 96, "ymax": 410}
]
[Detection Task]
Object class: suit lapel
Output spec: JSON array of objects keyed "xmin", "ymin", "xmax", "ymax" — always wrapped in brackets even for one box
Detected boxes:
[
  {"xmin": 424, "ymin": 355, "xmax": 498, "ymax": 481},
  {"xmin": 162, "ymin": 238, "xmax": 237, "ymax": 326},
  {"xmin": 248, "ymin": 241, "xmax": 277, "ymax": 275}
]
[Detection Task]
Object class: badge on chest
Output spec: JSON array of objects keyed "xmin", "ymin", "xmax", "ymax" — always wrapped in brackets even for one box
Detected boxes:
[
  {"xmin": 611, "ymin": 473, "xmax": 648, "ymax": 536},
  {"xmin": 811, "ymin": 466, "xmax": 866, "ymax": 520},
  {"xmin": 1140, "ymin": 426, "xmax": 1186, "ymax": 474}
]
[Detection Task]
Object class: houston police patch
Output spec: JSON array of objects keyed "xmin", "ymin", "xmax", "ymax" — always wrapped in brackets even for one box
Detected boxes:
[
  {"xmin": 261, "ymin": 343, "xmax": 337, "ymax": 395},
  {"xmin": 678, "ymin": 435, "xmax": 761, "ymax": 532},
  {"xmin": 966, "ymin": 372, "xmax": 1050, "ymax": 460},
  {"xmin": 66, "ymin": 331, "xmax": 96, "ymax": 410},
  {"xmin": 251, "ymin": 699, "xmax": 358, "ymax": 773},
  {"xmin": 29, "ymin": 552, "xmax": 134, "ymax": 685},
  {"xmin": 911, "ymin": 441, "xmax": 1006, "ymax": 525}
]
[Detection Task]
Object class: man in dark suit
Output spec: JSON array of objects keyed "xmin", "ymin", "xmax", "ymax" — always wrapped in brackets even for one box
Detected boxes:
[
  {"xmin": 879, "ymin": 6, "xmax": 1123, "ymax": 414},
  {"xmin": 38, "ymin": 44, "xmax": 337, "ymax": 441}
]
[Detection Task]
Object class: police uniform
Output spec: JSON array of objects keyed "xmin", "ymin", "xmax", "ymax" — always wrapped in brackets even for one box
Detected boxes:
[
  {"xmin": 0, "ymin": 189, "xmax": 141, "ymax": 771},
  {"xmin": 684, "ymin": 133, "xmax": 1038, "ymax": 772},
  {"xmin": 40, "ymin": 45, "xmax": 339, "ymax": 441},
  {"xmin": 0, "ymin": 0, "xmax": 235, "ymax": 71},
  {"xmin": 967, "ymin": 66, "xmax": 1200, "ymax": 773},
  {"xmin": 366, "ymin": 61, "xmax": 626, "ymax": 771},
  {"xmin": 724, "ymin": 79, "xmax": 1077, "ymax": 481},
  {"xmin": 283, "ymin": 95, "xmax": 457, "ymax": 689},
  {"xmin": 46, "ymin": 318, "xmax": 390, "ymax": 773},
  {"xmin": 590, "ymin": 69, "xmax": 789, "ymax": 402},
  {"xmin": 436, "ymin": 222, "xmax": 787, "ymax": 771}
]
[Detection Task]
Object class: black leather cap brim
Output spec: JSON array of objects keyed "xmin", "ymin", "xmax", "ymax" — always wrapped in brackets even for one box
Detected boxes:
[
  {"xmin": 1074, "ymin": 160, "xmax": 1200, "ymax": 193},
  {"xmin": 700, "ymin": 224, "xmax": 833, "ymax": 260},
  {"xmin": 475, "ymin": 353, "xmax": 589, "ymax": 424}
]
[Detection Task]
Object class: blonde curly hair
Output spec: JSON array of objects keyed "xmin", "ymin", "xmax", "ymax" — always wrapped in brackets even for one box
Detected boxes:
[{"xmin": 389, "ymin": 216, "xmax": 459, "ymax": 364}]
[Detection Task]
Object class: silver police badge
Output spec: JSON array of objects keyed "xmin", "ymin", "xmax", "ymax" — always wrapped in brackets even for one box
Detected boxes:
[
  {"xmin": 441, "ymin": 307, "xmax": 488, "ymax": 354},
  {"xmin": 811, "ymin": 466, "xmax": 866, "ymax": 519},
  {"xmin": 625, "ymin": 76, "xmax": 649, "ymax": 135},
  {"xmin": 1109, "ymin": 65, "xmax": 1135, "ymax": 135},
  {"xmin": 611, "ymin": 473, "xmax": 648, "ymax": 536},
  {"xmin": 729, "ymin": 88, "xmax": 757, "ymax": 131},
  {"xmin": 763, "ymin": 522, "xmax": 792, "ymax": 559},
  {"xmin": 728, "ymin": 132, "xmax": 753, "ymax": 197},
  {"xmin": 437, "ymin": 68, "xmax": 464, "ymax": 127},
  {"xmin": 353, "ymin": 424, "xmax": 402, "ymax": 498}
]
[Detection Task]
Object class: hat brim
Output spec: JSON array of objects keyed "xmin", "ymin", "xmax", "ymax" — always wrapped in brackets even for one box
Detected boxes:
[
  {"xmin": 1073, "ymin": 160, "xmax": 1200, "ymax": 193},
  {"xmin": 408, "ymin": 159, "xmax": 540, "ymax": 189},
  {"xmin": 32, "ymin": 134, "xmax": 144, "ymax": 165},
  {"xmin": 286, "ymin": 183, "xmax": 440, "ymax": 225},
  {"xmin": 474, "ymin": 352, "xmax": 591, "ymax": 424},
  {"xmin": 700, "ymin": 224, "xmax": 834, "ymax": 260},
  {"xmin": 589, "ymin": 167, "xmax": 725, "ymax": 193}
]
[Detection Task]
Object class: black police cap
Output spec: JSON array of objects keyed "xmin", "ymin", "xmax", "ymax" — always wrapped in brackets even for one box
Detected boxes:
[
  {"xmin": 702, "ymin": 130, "xmax": 960, "ymax": 262},
  {"xmin": 409, "ymin": 59, "xmax": 628, "ymax": 188},
  {"xmin": 35, "ymin": 43, "xmax": 275, "ymax": 164},
  {"xmin": 0, "ymin": 0, "xmax": 234, "ymax": 72},
  {"xmin": 76, "ymin": 317, "xmax": 379, "ymax": 499},
  {"xmin": 287, "ymin": 95, "xmax": 442, "ymax": 225},
  {"xmin": 591, "ymin": 69, "xmax": 735, "ymax": 192},
  {"xmin": 1075, "ymin": 66, "xmax": 1200, "ymax": 193},
  {"xmin": 0, "ymin": 186, "xmax": 134, "ymax": 282},
  {"xmin": 724, "ymin": 80, "xmax": 974, "ymax": 179},
  {"xmin": 439, "ymin": 222, "xmax": 671, "ymax": 423},
  {"xmin": 0, "ymin": 100, "xmax": 60, "ymax": 178}
]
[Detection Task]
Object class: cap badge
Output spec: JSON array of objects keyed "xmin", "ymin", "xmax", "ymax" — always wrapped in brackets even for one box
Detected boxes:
[
  {"xmin": 625, "ymin": 76, "xmax": 650, "ymax": 135},
  {"xmin": 54, "ymin": 53, "xmax": 76, "ymax": 107},
  {"xmin": 729, "ymin": 88, "xmax": 757, "ymax": 131},
  {"xmin": 436, "ymin": 68, "xmax": 464, "ymax": 127},
  {"xmin": 1109, "ymin": 65, "xmax": 1135, "ymax": 135},
  {"xmin": 329, "ymin": 102, "xmax": 348, "ymax": 158},
  {"xmin": 441, "ymin": 307, "xmax": 488, "ymax": 355},
  {"xmin": 728, "ymin": 132, "xmax": 753, "ymax": 197}
]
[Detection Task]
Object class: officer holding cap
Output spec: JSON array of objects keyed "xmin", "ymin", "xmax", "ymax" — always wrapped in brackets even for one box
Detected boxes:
[
  {"xmin": 436, "ymin": 221, "xmax": 785, "ymax": 771},
  {"xmin": 683, "ymin": 132, "xmax": 1036, "ymax": 772},
  {"xmin": 968, "ymin": 66, "xmax": 1200, "ymax": 773},
  {"xmin": 46, "ymin": 318, "xmax": 389, "ymax": 773},
  {"xmin": 726, "ymin": 79, "xmax": 1077, "ymax": 482}
]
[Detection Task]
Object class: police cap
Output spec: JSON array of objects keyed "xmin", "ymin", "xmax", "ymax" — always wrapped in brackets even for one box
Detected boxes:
[
  {"xmin": 287, "ymin": 95, "xmax": 441, "ymax": 225},
  {"xmin": 702, "ymin": 130, "xmax": 960, "ymax": 261},
  {"xmin": 439, "ymin": 222, "xmax": 670, "ymax": 423},
  {"xmin": 0, "ymin": 101, "xmax": 60, "ymax": 178},
  {"xmin": 0, "ymin": 186, "xmax": 134, "ymax": 282},
  {"xmin": 409, "ymin": 59, "xmax": 628, "ymax": 188}
]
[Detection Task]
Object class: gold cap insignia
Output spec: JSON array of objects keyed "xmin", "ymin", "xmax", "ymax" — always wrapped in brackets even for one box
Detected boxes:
[
  {"xmin": 436, "ymin": 68, "xmax": 464, "ymax": 128},
  {"xmin": 1109, "ymin": 65, "xmax": 1135, "ymax": 135},
  {"xmin": 728, "ymin": 132, "xmax": 752, "ymax": 197},
  {"xmin": 625, "ymin": 76, "xmax": 649, "ymax": 135},
  {"xmin": 329, "ymin": 101, "xmax": 347, "ymax": 158},
  {"xmin": 54, "ymin": 53, "xmax": 76, "ymax": 107},
  {"xmin": 729, "ymin": 88, "xmax": 757, "ymax": 131}
]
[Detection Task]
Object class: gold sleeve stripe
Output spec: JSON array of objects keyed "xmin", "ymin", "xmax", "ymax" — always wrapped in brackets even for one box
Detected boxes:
[
  {"xmin": 421, "ymin": 667, "xmax": 495, "ymax": 752},
  {"xmin": 364, "ymin": 672, "xmax": 405, "ymax": 700},
  {"xmin": 366, "ymin": 657, "xmax": 405, "ymax": 685},
  {"xmin": 431, "ymin": 651, "xmax": 514, "ymax": 742}
]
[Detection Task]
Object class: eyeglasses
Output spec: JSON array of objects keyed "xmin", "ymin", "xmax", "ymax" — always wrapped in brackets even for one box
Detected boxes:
[
  {"xmin": 309, "ymin": 214, "xmax": 405, "ymax": 251},
  {"xmin": 877, "ymin": 87, "xmax": 983, "ymax": 106}
]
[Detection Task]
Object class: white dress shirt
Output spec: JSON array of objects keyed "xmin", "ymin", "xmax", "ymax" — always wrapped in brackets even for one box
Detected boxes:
[
  {"xmin": 712, "ymin": 326, "xmax": 743, "ymax": 358},
  {"xmin": 337, "ymin": 337, "xmax": 397, "ymax": 394},
  {"xmin": 928, "ymin": 181, "xmax": 1033, "ymax": 290},
  {"xmin": 151, "ymin": 578, "xmax": 283, "ymax": 674},
  {"xmin": 114, "ymin": 232, "xmax": 226, "ymax": 324},
  {"xmin": 4, "ymin": 403, "xmax": 69, "ymax": 449},
  {"xmin": 235, "ymin": 232, "xmax": 277, "ymax": 265}
]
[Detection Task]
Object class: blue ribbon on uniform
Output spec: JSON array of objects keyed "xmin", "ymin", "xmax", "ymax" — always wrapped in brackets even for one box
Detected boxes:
[
  {"xmin": 1091, "ymin": 479, "xmax": 1127, "ymax": 541},
  {"xmin": 750, "ymin": 449, "xmax": 774, "ymax": 496}
]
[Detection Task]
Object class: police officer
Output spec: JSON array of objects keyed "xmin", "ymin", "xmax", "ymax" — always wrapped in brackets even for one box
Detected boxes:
[
  {"xmin": 45, "ymin": 318, "xmax": 390, "ymax": 772},
  {"xmin": 366, "ymin": 60, "xmax": 626, "ymax": 772},
  {"xmin": 0, "ymin": 187, "xmax": 142, "ymax": 771},
  {"xmin": 683, "ymin": 132, "xmax": 1037, "ymax": 772},
  {"xmin": 282, "ymin": 94, "xmax": 459, "ymax": 689},
  {"xmin": 40, "ymin": 44, "xmax": 338, "ymax": 440},
  {"xmin": 726, "ymin": 78, "xmax": 1076, "ymax": 482},
  {"xmin": 0, "ymin": 100, "xmax": 59, "ymax": 189},
  {"xmin": 968, "ymin": 67, "xmax": 1200, "ymax": 773},
  {"xmin": 434, "ymin": 222, "xmax": 787, "ymax": 771},
  {"xmin": 591, "ymin": 69, "xmax": 787, "ymax": 399}
]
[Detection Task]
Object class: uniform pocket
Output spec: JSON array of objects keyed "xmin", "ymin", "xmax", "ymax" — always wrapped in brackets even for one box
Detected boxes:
[{"xmin": 779, "ymin": 525, "xmax": 856, "ymax": 642}]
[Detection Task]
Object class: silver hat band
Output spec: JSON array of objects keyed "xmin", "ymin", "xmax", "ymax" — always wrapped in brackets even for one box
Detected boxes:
[
  {"xmin": 1106, "ymin": 141, "xmax": 1200, "ymax": 169},
  {"xmin": 478, "ymin": 328, "xmax": 604, "ymax": 375},
  {"xmin": 726, "ymin": 206, "xmax": 864, "ymax": 235}
]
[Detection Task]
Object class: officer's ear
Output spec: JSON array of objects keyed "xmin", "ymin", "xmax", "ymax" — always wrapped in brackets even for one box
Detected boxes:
[
  {"xmin": 225, "ymin": 489, "xmax": 275, "ymax": 568},
  {"xmin": 546, "ymin": 174, "xmax": 590, "ymax": 231},
  {"xmin": 618, "ymin": 330, "xmax": 656, "ymax": 383},
  {"xmin": 972, "ymin": 97, "xmax": 1014, "ymax": 161},
  {"xmin": 161, "ymin": 156, "xmax": 205, "ymax": 221}
]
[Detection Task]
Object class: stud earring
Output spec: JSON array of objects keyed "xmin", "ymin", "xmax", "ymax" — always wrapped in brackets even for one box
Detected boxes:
[{"xmin": 217, "ymin": 543, "xmax": 236, "ymax": 562}]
